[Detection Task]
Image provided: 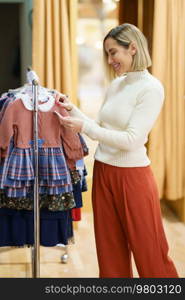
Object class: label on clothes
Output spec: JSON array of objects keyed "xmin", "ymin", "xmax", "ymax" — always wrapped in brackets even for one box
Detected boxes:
[{"xmin": 29, "ymin": 139, "xmax": 44, "ymax": 147}]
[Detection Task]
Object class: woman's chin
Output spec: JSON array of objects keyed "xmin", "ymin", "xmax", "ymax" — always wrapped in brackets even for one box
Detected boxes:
[
  {"xmin": 114, "ymin": 67, "xmax": 126, "ymax": 76},
  {"xmin": 116, "ymin": 70, "xmax": 123, "ymax": 76},
  {"xmin": 114, "ymin": 69, "xmax": 121, "ymax": 76}
]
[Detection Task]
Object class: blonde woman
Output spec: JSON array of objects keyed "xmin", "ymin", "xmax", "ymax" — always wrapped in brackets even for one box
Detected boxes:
[{"xmin": 55, "ymin": 23, "xmax": 178, "ymax": 278}]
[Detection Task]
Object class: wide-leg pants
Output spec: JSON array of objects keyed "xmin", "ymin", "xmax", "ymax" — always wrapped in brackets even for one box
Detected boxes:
[{"xmin": 92, "ymin": 160, "xmax": 179, "ymax": 278}]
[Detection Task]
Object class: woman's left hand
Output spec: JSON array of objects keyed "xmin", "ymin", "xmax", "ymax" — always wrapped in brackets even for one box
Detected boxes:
[{"xmin": 54, "ymin": 111, "xmax": 83, "ymax": 133}]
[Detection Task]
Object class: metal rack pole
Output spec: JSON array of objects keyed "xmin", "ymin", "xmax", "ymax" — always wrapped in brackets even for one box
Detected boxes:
[{"xmin": 32, "ymin": 79, "xmax": 40, "ymax": 278}]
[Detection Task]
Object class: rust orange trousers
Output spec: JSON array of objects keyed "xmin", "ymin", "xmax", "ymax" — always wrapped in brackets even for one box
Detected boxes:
[{"xmin": 92, "ymin": 160, "xmax": 179, "ymax": 278}]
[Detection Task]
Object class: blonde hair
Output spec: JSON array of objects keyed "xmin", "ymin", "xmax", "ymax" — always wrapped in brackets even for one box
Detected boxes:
[{"xmin": 103, "ymin": 23, "xmax": 152, "ymax": 81}]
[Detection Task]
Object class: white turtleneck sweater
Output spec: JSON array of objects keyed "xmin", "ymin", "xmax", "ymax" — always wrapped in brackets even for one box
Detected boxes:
[{"xmin": 70, "ymin": 69, "xmax": 164, "ymax": 167}]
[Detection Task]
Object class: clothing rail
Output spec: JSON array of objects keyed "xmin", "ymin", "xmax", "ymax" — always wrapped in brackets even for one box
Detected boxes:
[{"xmin": 32, "ymin": 79, "xmax": 40, "ymax": 278}]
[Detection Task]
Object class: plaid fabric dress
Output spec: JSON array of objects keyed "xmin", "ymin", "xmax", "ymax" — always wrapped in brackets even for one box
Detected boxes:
[{"xmin": 0, "ymin": 139, "xmax": 76, "ymax": 211}]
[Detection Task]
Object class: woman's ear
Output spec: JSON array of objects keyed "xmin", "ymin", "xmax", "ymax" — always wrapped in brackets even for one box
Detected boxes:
[{"xmin": 129, "ymin": 42, "xmax": 137, "ymax": 56}]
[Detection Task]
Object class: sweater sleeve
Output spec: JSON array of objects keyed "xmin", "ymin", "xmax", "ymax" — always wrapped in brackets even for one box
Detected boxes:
[
  {"xmin": 70, "ymin": 105, "xmax": 93, "ymax": 121},
  {"xmin": 69, "ymin": 87, "xmax": 110, "ymax": 124},
  {"xmin": 81, "ymin": 87, "xmax": 164, "ymax": 151}
]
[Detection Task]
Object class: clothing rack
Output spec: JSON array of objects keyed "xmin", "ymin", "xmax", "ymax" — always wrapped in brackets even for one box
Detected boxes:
[
  {"xmin": 30, "ymin": 78, "xmax": 68, "ymax": 277},
  {"xmin": 31, "ymin": 79, "xmax": 40, "ymax": 278},
  {"xmin": 0, "ymin": 69, "xmax": 80, "ymax": 277}
]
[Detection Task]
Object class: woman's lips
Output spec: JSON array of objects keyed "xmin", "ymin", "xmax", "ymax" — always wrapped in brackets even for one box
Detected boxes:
[{"xmin": 112, "ymin": 63, "xmax": 120, "ymax": 72}]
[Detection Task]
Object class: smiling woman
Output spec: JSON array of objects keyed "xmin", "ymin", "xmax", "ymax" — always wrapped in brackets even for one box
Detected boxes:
[
  {"xmin": 103, "ymin": 23, "xmax": 152, "ymax": 80},
  {"xmin": 104, "ymin": 38, "xmax": 136, "ymax": 76},
  {"xmin": 55, "ymin": 22, "xmax": 179, "ymax": 278}
]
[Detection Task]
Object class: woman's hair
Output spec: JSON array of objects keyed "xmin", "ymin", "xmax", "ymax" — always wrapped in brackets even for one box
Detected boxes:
[{"xmin": 103, "ymin": 23, "xmax": 152, "ymax": 80}]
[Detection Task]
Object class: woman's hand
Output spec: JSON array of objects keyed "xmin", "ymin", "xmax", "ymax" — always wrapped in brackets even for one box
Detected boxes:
[
  {"xmin": 54, "ymin": 111, "xmax": 83, "ymax": 133},
  {"xmin": 55, "ymin": 93, "xmax": 73, "ymax": 111}
]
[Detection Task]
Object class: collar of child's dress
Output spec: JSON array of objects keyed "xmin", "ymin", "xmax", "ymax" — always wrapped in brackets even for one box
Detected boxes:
[{"xmin": 14, "ymin": 91, "xmax": 55, "ymax": 112}]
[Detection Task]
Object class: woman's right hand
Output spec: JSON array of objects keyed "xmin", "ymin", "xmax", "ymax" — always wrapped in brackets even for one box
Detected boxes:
[{"xmin": 55, "ymin": 93, "xmax": 73, "ymax": 111}]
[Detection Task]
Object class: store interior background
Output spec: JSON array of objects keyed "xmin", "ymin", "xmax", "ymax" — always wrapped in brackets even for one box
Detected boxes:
[{"xmin": 0, "ymin": 0, "xmax": 185, "ymax": 277}]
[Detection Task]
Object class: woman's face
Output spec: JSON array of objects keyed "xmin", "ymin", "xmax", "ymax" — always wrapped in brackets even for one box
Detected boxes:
[{"xmin": 104, "ymin": 37, "xmax": 136, "ymax": 76}]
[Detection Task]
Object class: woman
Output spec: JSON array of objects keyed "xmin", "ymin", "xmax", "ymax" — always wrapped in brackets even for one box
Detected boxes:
[{"xmin": 54, "ymin": 23, "xmax": 179, "ymax": 278}]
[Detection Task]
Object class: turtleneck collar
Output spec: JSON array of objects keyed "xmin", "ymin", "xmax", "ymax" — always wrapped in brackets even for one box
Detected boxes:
[{"xmin": 124, "ymin": 69, "xmax": 149, "ymax": 83}]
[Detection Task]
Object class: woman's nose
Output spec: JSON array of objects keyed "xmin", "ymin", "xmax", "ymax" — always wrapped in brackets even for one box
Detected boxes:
[{"xmin": 108, "ymin": 55, "xmax": 113, "ymax": 64}]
